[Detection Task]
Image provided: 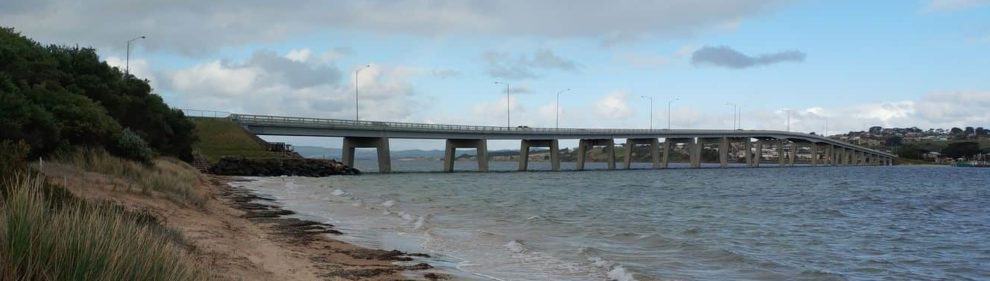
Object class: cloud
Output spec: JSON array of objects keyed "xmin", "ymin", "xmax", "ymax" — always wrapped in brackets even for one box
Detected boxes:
[
  {"xmin": 594, "ymin": 91, "xmax": 635, "ymax": 120},
  {"xmin": 431, "ymin": 69, "xmax": 461, "ymax": 79},
  {"xmin": 0, "ymin": 1, "xmax": 786, "ymax": 55},
  {"xmin": 691, "ymin": 45, "xmax": 805, "ymax": 69},
  {"xmin": 165, "ymin": 49, "xmax": 418, "ymax": 121},
  {"xmin": 924, "ymin": 0, "xmax": 990, "ymax": 11},
  {"xmin": 484, "ymin": 49, "xmax": 577, "ymax": 79}
]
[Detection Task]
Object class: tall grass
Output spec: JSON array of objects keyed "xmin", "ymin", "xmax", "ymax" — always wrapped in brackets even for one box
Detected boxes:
[
  {"xmin": 56, "ymin": 149, "xmax": 206, "ymax": 207},
  {"xmin": 0, "ymin": 174, "xmax": 205, "ymax": 280}
]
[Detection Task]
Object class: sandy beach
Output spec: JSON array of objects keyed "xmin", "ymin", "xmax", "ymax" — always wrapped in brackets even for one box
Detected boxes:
[{"xmin": 40, "ymin": 162, "xmax": 444, "ymax": 280}]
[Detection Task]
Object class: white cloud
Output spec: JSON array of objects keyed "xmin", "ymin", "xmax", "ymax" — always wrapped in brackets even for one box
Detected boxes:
[
  {"xmin": 285, "ymin": 48, "xmax": 313, "ymax": 62},
  {"xmin": 165, "ymin": 49, "xmax": 418, "ymax": 121},
  {"xmin": 484, "ymin": 49, "xmax": 578, "ymax": 80},
  {"xmin": 0, "ymin": 1, "xmax": 786, "ymax": 54},
  {"xmin": 104, "ymin": 56, "xmax": 158, "ymax": 87},
  {"xmin": 594, "ymin": 91, "xmax": 635, "ymax": 120}
]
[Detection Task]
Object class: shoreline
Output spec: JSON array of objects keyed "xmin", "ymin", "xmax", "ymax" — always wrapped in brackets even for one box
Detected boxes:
[
  {"xmin": 214, "ymin": 176, "xmax": 446, "ymax": 280},
  {"xmin": 39, "ymin": 160, "xmax": 446, "ymax": 280}
]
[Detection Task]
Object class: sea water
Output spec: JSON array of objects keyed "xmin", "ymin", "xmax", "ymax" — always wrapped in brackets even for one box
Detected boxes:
[{"xmin": 233, "ymin": 163, "xmax": 990, "ymax": 280}]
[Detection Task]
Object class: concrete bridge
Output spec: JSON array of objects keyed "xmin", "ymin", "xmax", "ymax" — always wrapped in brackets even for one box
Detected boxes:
[{"xmin": 230, "ymin": 114, "xmax": 896, "ymax": 173}]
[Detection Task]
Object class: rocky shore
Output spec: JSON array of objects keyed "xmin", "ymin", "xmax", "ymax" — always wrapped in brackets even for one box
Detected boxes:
[{"xmin": 209, "ymin": 157, "xmax": 360, "ymax": 177}]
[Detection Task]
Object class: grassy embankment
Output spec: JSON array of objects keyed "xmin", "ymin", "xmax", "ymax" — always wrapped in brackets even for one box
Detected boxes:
[
  {"xmin": 191, "ymin": 117, "xmax": 286, "ymax": 164},
  {"xmin": 0, "ymin": 147, "xmax": 207, "ymax": 280}
]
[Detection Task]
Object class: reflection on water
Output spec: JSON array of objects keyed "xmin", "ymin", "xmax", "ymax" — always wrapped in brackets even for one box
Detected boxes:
[{"xmin": 236, "ymin": 163, "xmax": 990, "ymax": 280}]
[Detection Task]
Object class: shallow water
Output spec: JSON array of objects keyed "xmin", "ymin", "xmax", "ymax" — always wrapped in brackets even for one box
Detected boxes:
[{"xmin": 235, "ymin": 163, "xmax": 990, "ymax": 280}]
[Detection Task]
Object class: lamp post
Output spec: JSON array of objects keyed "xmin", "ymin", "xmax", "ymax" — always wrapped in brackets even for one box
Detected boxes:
[
  {"xmin": 725, "ymin": 103, "xmax": 738, "ymax": 130},
  {"xmin": 494, "ymin": 81, "xmax": 510, "ymax": 128},
  {"xmin": 666, "ymin": 98, "xmax": 679, "ymax": 130},
  {"xmin": 125, "ymin": 35, "xmax": 146, "ymax": 76},
  {"xmin": 784, "ymin": 109, "xmax": 793, "ymax": 132},
  {"xmin": 555, "ymin": 88, "xmax": 571, "ymax": 129},
  {"xmin": 641, "ymin": 96, "xmax": 655, "ymax": 129},
  {"xmin": 354, "ymin": 64, "xmax": 370, "ymax": 121}
]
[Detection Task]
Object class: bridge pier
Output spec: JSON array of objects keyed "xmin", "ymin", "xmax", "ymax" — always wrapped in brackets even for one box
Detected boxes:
[
  {"xmin": 810, "ymin": 143, "xmax": 819, "ymax": 166},
  {"xmin": 744, "ymin": 139, "xmax": 754, "ymax": 167},
  {"xmin": 519, "ymin": 139, "xmax": 560, "ymax": 171},
  {"xmin": 444, "ymin": 139, "xmax": 488, "ymax": 172},
  {"xmin": 689, "ymin": 138, "xmax": 702, "ymax": 168},
  {"xmin": 788, "ymin": 141, "xmax": 798, "ymax": 167},
  {"xmin": 577, "ymin": 139, "xmax": 616, "ymax": 170},
  {"xmin": 660, "ymin": 140, "xmax": 671, "ymax": 168},
  {"xmin": 718, "ymin": 137, "xmax": 729, "ymax": 168},
  {"xmin": 623, "ymin": 138, "xmax": 660, "ymax": 169},
  {"xmin": 342, "ymin": 137, "xmax": 391, "ymax": 173},
  {"xmin": 753, "ymin": 139, "xmax": 764, "ymax": 168}
]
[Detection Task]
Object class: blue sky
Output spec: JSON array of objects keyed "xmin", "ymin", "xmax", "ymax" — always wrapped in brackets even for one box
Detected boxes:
[{"xmin": 3, "ymin": 0, "xmax": 989, "ymax": 149}]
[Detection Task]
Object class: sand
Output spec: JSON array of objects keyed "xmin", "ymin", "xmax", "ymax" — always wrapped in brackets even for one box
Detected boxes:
[{"xmin": 40, "ymin": 163, "xmax": 447, "ymax": 280}]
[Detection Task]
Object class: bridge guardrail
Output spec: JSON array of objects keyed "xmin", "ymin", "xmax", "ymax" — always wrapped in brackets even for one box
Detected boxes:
[{"xmin": 229, "ymin": 113, "xmax": 896, "ymax": 157}]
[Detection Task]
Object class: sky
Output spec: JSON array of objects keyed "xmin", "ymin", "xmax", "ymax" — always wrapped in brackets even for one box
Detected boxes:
[{"xmin": 2, "ymin": 0, "xmax": 989, "ymax": 150}]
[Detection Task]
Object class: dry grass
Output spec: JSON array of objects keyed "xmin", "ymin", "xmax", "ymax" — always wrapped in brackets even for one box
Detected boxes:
[
  {"xmin": 0, "ymin": 174, "xmax": 206, "ymax": 281},
  {"xmin": 55, "ymin": 149, "xmax": 207, "ymax": 207}
]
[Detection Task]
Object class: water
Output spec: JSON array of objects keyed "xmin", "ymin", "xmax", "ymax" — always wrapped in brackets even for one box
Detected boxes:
[{"xmin": 234, "ymin": 163, "xmax": 990, "ymax": 280}]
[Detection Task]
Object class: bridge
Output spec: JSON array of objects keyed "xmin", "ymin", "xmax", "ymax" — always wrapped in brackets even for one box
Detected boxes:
[{"xmin": 229, "ymin": 113, "xmax": 896, "ymax": 173}]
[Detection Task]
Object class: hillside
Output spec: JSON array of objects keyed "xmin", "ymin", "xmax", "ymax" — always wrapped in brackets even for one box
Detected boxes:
[{"xmin": 191, "ymin": 118, "xmax": 287, "ymax": 163}]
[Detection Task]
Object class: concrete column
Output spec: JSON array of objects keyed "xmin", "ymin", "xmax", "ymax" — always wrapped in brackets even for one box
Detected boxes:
[
  {"xmin": 690, "ymin": 138, "xmax": 702, "ymax": 168},
  {"xmin": 576, "ymin": 139, "xmax": 615, "ymax": 170},
  {"xmin": 778, "ymin": 139, "xmax": 787, "ymax": 166},
  {"xmin": 518, "ymin": 140, "xmax": 530, "ymax": 171},
  {"xmin": 719, "ymin": 137, "xmax": 729, "ymax": 168},
  {"xmin": 661, "ymin": 140, "xmax": 671, "ymax": 169},
  {"xmin": 606, "ymin": 139, "xmax": 616, "ymax": 170},
  {"xmin": 810, "ymin": 144, "xmax": 819, "ymax": 166},
  {"xmin": 518, "ymin": 139, "xmax": 560, "ymax": 171},
  {"xmin": 754, "ymin": 140, "xmax": 763, "ymax": 167},
  {"xmin": 623, "ymin": 141, "xmax": 634, "ymax": 169},
  {"xmin": 744, "ymin": 139, "xmax": 753, "ymax": 167},
  {"xmin": 828, "ymin": 145, "xmax": 835, "ymax": 166},
  {"xmin": 576, "ymin": 139, "xmax": 588, "ymax": 171},
  {"xmin": 788, "ymin": 142, "xmax": 797, "ymax": 167},
  {"xmin": 443, "ymin": 139, "xmax": 488, "ymax": 172},
  {"xmin": 342, "ymin": 137, "xmax": 391, "ymax": 173},
  {"xmin": 624, "ymin": 138, "xmax": 660, "ymax": 169}
]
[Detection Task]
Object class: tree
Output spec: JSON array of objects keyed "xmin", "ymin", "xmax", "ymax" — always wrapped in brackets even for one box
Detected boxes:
[
  {"xmin": 869, "ymin": 126, "xmax": 883, "ymax": 135},
  {"xmin": 942, "ymin": 142, "xmax": 980, "ymax": 159},
  {"xmin": 885, "ymin": 136, "xmax": 903, "ymax": 147}
]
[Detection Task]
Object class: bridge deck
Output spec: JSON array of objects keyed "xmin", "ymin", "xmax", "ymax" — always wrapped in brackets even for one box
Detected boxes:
[{"xmin": 231, "ymin": 114, "xmax": 895, "ymax": 158}]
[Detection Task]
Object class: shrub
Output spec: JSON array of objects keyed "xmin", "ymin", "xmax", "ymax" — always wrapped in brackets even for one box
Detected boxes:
[
  {"xmin": 114, "ymin": 128, "xmax": 153, "ymax": 163},
  {"xmin": 0, "ymin": 140, "xmax": 30, "ymax": 179}
]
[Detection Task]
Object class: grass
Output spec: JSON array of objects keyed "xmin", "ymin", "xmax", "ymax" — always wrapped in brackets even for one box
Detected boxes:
[
  {"xmin": 0, "ymin": 174, "xmax": 205, "ymax": 281},
  {"xmin": 191, "ymin": 118, "xmax": 285, "ymax": 163},
  {"xmin": 56, "ymin": 148, "xmax": 207, "ymax": 207}
]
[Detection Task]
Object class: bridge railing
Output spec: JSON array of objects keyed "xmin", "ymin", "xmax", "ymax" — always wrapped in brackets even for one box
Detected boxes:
[{"xmin": 230, "ymin": 114, "xmax": 896, "ymax": 157}]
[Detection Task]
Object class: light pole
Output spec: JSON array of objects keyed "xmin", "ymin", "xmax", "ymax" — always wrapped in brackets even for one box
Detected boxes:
[
  {"xmin": 125, "ymin": 35, "xmax": 146, "ymax": 76},
  {"xmin": 494, "ymin": 81, "xmax": 510, "ymax": 128},
  {"xmin": 555, "ymin": 88, "xmax": 571, "ymax": 129},
  {"xmin": 666, "ymin": 98, "xmax": 679, "ymax": 130},
  {"xmin": 725, "ymin": 103, "xmax": 738, "ymax": 130},
  {"xmin": 824, "ymin": 117, "xmax": 828, "ymax": 137},
  {"xmin": 354, "ymin": 64, "xmax": 370, "ymax": 121},
  {"xmin": 784, "ymin": 109, "xmax": 793, "ymax": 132},
  {"xmin": 641, "ymin": 96, "xmax": 654, "ymax": 129}
]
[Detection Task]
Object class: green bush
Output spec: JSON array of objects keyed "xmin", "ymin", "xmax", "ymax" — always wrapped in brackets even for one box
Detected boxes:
[
  {"xmin": 114, "ymin": 128, "xmax": 153, "ymax": 163},
  {"xmin": 0, "ymin": 27, "xmax": 197, "ymax": 161},
  {"xmin": 0, "ymin": 140, "xmax": 30, "ymax": 179}
]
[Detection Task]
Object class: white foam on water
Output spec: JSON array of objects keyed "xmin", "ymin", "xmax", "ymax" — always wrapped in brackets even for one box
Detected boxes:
[
  {"xmin": 382, "ymin": 200, "xmax": 396, "ymax": 207},
  {"xmin": 399, "ymin": 211, "xmax": 414, "ymax": 221},
  {"xmin": 504, "ymin": 240, "xmax": 526, "ymax": 253},
  {"xmin": 607, "ymin": 266, "xmax": 636, "ymax": 281},
  {"xmin": 331, "ymin": 189, "xmax": 346, "ymax": 196},
  {"xmin": 413, "ymin": 216, "xmax": 427, "ymax": 230}
]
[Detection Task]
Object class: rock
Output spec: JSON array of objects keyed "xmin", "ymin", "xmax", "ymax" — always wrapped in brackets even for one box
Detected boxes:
[{"xmin": 208, "ymin": 157, "xmax": 360, "ymax": 177}]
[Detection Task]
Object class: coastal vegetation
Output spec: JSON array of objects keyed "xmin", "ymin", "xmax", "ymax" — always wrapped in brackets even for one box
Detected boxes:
[
  {"xmin": 191, "ymin": 117, "xmax": 288, "ymax": 163},
  {"xmin": 0, "ymin": 27, "xmax": 206, "ymax": 280}
]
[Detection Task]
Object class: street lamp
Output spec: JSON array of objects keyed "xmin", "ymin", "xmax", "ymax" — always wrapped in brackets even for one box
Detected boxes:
[
  {"xmin": 555, "ymin": 88, "xmax": 571, "ymax": 129},
  {"xmin": 641, "ymin": 96, "xmax": 654, "ymax": 129},
  {"xmin": 783, "ymin": 109, "xmax": 793, "ymax": 132},
  {"xmin": 494, "ymin": 81, "xmax": 510, "ymax": 128},
  {"xmin": 354, "ymin": 64, "xmax": 370, "ymax": 121},
  {"xmin": 666, "ymin": 98, "xmax": 679, "ymax": 130},
  {"xmin": 125, "ymin": 35, "xmax": 146, "ymax": 76},
  {"xmin": 725, "ymin": 103, "xmax": 738, "ymax": 130}
]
